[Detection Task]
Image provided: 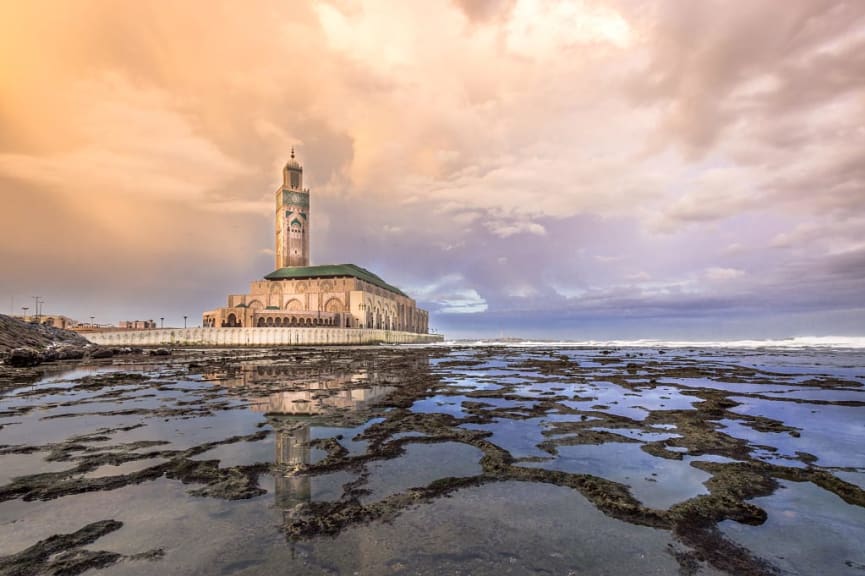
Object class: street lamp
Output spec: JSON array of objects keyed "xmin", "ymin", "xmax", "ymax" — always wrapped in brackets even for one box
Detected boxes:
[
  {"xmin": 90, "ymin": 316, "xmax": 95, "ymax": 327},
  {"xmin": 21, "ymin": 306, "xmax": 29, "ymax": 320},
  {"xmin": 183, "ymin": 315, "xmax": 187, "ymax": 329},
  {"xmin": 32, "ymin": 296, "xmax": 43, "ymax": 322},
  {"xmin": 160, "ymin": 317, "xmax": 164, "ymax": 329}
]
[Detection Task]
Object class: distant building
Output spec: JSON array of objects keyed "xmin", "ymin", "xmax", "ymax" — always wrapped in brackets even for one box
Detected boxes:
[
  {"xmin": 118, "ymin": 320, "xmax": 156, "ymax": 330},
  {"xmin": 203, "ymin": 150, "xmax": 430, "ymax": 333},
  {"xmin": 12, "ymin": 314, "xmax": 79, "ymax": 330}
]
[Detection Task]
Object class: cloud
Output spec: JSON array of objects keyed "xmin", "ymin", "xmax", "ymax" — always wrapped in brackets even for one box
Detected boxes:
[
  {"xmin": 504, "ymin": 0, "xmax": 632, "ymax": 56},
  {"xmin": 451, "ymin": 0, "xmax": 515, "ymax": 23},
  {"xmin": 0, "ymin": 74, "xmax": 252, "ymax": 207},
  {"xmin": 704, "ymin": 267, "xmax": 745, "ymax": 282},
  {"xmin": 438, "ymin": 289, "xmax": 489, "ymax": 314},
  {"xmin": 722, "ymin": 243, "xmax": 746, "ymax": 256},
  {"xmin": 594, "ymin": 255, "xmax": 624, "ymax": 263},
  {"xmin": 626, "ymin": 271, "xmax": 651, "ymax": 282},
  {"xmin": 484, "ymin": 219, "xmax": 547, "ymax": 238},
  {"xmin": 407, "ymin": 274, "xmax": 488, "ymax": 314}
]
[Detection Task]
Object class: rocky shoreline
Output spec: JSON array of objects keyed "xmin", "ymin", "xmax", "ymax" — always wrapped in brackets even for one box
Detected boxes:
[
  {"xmin": 0, "ymin": 314, "xmax": 172, "ymax": 381},
  {"xmin": 1, "ymin": 342, "xmax": 863, "ymax": 574},
  {"xmin": 0, "ymin": 314, "xmax": 89, "ymax": 354}
]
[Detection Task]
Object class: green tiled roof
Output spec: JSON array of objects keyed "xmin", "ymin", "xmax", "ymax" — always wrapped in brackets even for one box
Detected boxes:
[{"xmin": 264, "ymin": 264, "xmax": 408, "ymax": 297}]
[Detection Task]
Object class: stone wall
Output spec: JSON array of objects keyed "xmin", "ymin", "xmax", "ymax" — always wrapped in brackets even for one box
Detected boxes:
[{"xmin": 84, "ymin": 327, "xmax": 444, "ymax": 347}]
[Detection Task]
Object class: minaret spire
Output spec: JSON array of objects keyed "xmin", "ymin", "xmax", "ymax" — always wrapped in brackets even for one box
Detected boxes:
[{"xmin": 275, "ymin": 149, "xmax": 309, "ymax": 268}]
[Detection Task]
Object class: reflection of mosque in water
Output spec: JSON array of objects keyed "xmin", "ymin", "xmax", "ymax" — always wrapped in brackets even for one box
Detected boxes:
[
  {"xmin": 204, "ymin": 356, "xmax": 428, "ymax": 530},
  {"xmin": 264, "ymin": 362, "xmax": 400, "ymax": 532},
  {"xmin": 204, "ymin": 362, "xmax": 395, "ymax": 415},
  {"xmin": 264, "ymin": 370, "xmax": 395, "ymax": 515},
  {"xmin": 274, "ymin": 424, "xmax": 312, "ymax": 509}
]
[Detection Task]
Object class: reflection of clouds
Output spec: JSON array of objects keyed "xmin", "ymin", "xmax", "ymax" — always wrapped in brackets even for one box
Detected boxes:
[
  {"xmin": 728, "ymin": 399, "xmax": 865, "ymax": 468},
  {"xmin": 520, "ymin": 443, "xmax": 711, "ymax": 509}
]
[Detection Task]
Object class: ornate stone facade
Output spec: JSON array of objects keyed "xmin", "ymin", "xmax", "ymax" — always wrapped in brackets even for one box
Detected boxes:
[
  {"xmin": 203, "ymin": 152, "xmax": 430, "ymax": 334},
  {"xmin": 276, "ymin": 148, "xmax": 309, "ymax": 268}
]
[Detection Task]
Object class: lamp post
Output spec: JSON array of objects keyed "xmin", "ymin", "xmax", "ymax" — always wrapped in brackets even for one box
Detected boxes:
[
  {"xmin": 160, "ymin": 317, "xmax": 164, "ymax": 329},
  {"xmin": 183, "ymin": 316, "xmax": 187, "ymax": 329},
  {"xmin": 90, "ymin": 316, "xmax": 95, "ymax": 328},
  {"xmin": 21, "ymin": 306, "xmax": 29, "ymax": 321}
]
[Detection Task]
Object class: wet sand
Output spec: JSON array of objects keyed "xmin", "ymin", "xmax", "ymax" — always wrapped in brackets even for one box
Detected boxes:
[{"xmin": 1, "ymin": 346, "xmax": 864, "ymax": 575}]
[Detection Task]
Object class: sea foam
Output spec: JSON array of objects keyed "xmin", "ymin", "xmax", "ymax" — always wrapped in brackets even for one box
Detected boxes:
[{"xmin": 439, "ymin": 336, "xmax": 865, "ymax": 349}]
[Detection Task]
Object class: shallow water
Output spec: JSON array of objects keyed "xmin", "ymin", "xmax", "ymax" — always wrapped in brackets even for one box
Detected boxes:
[
  {"xmin": 721, "ymin": 481, "xmax": 865, "ymax": 575},
  {"xmin": 1, "ymin": 346, "xmax": 863, "ymax": 575}
]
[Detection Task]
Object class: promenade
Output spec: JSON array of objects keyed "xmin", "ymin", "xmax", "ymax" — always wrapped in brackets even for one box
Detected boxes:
[{"xmin": 84, "ymin": 327, "xmax": 443, "ymax": 347}]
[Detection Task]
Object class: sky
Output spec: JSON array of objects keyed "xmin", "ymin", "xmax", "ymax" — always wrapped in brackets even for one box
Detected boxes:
[{"xmin": 1, "ymin": 0, "xmax": 864, "ymax": 339}]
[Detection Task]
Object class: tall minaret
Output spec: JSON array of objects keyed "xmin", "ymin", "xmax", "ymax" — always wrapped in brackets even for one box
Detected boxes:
[{"xmin": 275, "ymin": 148, "xmax": 310, "ymax": 268}]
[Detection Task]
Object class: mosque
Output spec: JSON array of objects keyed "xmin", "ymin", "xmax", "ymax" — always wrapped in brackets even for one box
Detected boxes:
[{"xmin": 202, "ymin": 151, "xmax": 430, "ymax": 334}]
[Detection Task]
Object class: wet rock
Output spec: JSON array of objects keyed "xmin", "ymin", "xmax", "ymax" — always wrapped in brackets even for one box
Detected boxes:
[
  {"xmin": 87, "ymin": 347, "xmax": 115, "ymax": 359},
  {"xmin": 114, "ymin": 346, "xmax": 142, "ymax": 355},
  {"xmin": 0, "ymin": 519, "xmax": 124, "ymax": 576},
  {"xmin": 6, "ymin": 348, "xmax": 42, "ymax": 368},
  {"xmin": 53, "ymin": 345, "xmax": 86, "ymax": 361},
  {"xmin": 149, "ymin": 348, "xmax": 172, "ymax": 356}
]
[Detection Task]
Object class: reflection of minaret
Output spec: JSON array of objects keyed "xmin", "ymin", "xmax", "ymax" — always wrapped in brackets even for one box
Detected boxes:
[
  {"xmin": 198, "ymin": 353, "xmax": 436, "ymax": 549},
  {"xmin": 274, "ymin": 424, "xmax": 311, "ymax": 509},
  {"xmin": 275, "ymin": 148, "xmax": 310, "ymax": 268}
]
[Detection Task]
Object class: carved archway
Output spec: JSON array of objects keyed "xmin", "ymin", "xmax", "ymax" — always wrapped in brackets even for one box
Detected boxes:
[
  {"xmin": 285, "ymin": 299, "xmax": 303, "ymax": 311},
  {"xmin": 324, "ymin": 298, "xmax": 344, "ymax": 313}
]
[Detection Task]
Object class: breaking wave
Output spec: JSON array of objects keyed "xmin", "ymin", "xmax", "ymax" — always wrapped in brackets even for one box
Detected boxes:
[{"xmin": 439, "ymin": 336, "xmax": 865, "ymax": 349}]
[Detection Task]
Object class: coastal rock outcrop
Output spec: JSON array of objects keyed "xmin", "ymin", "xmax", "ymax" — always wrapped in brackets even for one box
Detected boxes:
[
  {"xmin": 0, "ymin": 314, "xmax": 92, "ymax": 367},
  {"xmin": 6, "ymin": 347, "xmax": 42, "ymax": 367},
  {"xmin": 0, "ymin": 314, "xmax": 89, "ymax": 353}
]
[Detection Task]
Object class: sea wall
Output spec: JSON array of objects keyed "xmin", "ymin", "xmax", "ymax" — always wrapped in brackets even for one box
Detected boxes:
[{"xmin": 84, "ymin": 327, "xmax": 443, "ymax": 347}]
